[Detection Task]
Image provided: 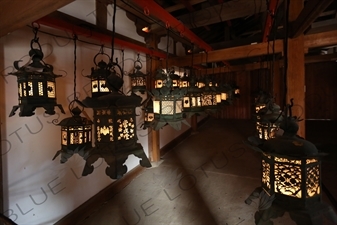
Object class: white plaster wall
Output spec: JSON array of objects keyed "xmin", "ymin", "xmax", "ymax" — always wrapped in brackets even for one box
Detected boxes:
[
  {"xmin": 0, "ymin": 24, "xmax": 148, "ymax": 225},
  {"xmin": 0, "ymin": 1, "xmax": 195, "ymax": 223}
]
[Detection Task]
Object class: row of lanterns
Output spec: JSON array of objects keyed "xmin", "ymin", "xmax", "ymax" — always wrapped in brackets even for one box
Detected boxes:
[
  {"xmin": 131, "ymin": 66, "xmax": 240, "ymax": 131},
  {"xmin": 8, "ymin": 25, "xmax": 240, "ymax": 179}
]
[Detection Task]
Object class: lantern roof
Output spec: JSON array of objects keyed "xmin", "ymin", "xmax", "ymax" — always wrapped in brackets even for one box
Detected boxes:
[{"xmin": 56, "ymin": 107, "xmax": 93, "ymax": 126}]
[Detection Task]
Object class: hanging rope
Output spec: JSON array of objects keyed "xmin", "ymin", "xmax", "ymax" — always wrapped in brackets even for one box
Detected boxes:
[
  {"xmin": 111, "ymin": 0, "xmax": 117, "ymax": 64},
  {"xmin": 166, "ymin": 28, "xmax": 170, "ymax": 73},
  {"xmin": 73, "ymin": 34, "xmax": 78, "ymax": 100}
]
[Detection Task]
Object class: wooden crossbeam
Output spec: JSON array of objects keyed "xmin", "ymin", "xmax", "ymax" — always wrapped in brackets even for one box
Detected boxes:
[
  {"xmin": 290, "ymin": 0, "xmax": 334, "ymax": 38},
  {"xmin": 0, "ymin": 0, "xmax": 75, "ymax": 38},
  {"xmin": 167, "ymin": 29, "xmax": 337, "ymax": 67}
]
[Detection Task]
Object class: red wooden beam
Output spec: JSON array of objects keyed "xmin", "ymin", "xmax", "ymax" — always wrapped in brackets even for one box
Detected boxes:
[
  {"xmin": 262, "ymin": 0, "xmax": 279, "ymax": 42},
  {"xmin": 131, "ymin": 0, "xmax": 213, "ymax": 52},
  {"xmin": 36, "ymin": 15, "xmax": 167, "ymax": 59}
]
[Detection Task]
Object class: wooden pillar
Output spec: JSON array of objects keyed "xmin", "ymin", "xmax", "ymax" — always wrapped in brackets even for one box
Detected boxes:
[
  {"xmin": 146, "ymin": 33, "xmax": 161, "ymax": 162},
  {"xmin": 287, "ymin": 0, "xmax": 306, "ymax": 137},
  {"xmin": 96, "ymin": 0, "xmax": 107, "ymax": 29}
]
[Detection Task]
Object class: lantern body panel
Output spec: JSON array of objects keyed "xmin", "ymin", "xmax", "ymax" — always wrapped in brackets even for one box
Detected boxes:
[{"xmin": 261, "ymin": 152, "xmax": 321, "ymax": 209}]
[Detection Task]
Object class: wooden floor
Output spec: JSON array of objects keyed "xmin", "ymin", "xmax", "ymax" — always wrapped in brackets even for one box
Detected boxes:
[{"xmin": 60, "ymin": 118, "xmax": 337, "ymax": 225}]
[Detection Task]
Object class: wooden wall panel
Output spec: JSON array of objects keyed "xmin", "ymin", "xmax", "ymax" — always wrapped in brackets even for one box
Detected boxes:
[{"xmin": 305, "ymin": 61, "xmax": 337, "ymax": 120}]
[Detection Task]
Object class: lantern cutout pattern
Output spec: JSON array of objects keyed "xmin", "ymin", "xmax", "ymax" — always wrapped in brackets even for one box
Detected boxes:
[
  {"xmin": 245, "ymin": 101, "xmax": 337, "ymax": 225},
  {"xmin": 182, "ymin": 76, "xmax": 204, "ymax": 118},
  {"xmin": 53, "ymin": 106, "xmax": 93, "ymax": 163},
  {"xmin": 81, "ymin": 58, "xmax": 151, "ymax": 179},
  {"xmin": 9, "ymin": 26, "xmax": 65, "ymax": 117},
  {"xmin": 129, "ymin": 55, "xmax": 148, "ymax": 94},
  {"xmin": 151, "ymin": 68, "xmax": 186, "ymax": 130},
  {"xmin": 86, "ymin": 50, "xmax": 123, "ymax": 98},
  {"xmin": 201, "ymin": 77, "xmax": 218, "ymax": 112}
]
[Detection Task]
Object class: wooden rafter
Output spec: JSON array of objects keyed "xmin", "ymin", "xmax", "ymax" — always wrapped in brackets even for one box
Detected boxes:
[
  {"xmin": 290, "ymin": 0, "xmax": 334, "ymax": 38},
  {"xmin": 0, "ymin": 0, "xmax": 75, "ymax": 38},
  {"xmin": 167, "ymin": 29, "xmax": 337, "ymax": 67}
]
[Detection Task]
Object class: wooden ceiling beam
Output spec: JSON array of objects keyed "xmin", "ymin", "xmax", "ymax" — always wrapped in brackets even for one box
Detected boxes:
[
  {"xmin": 173, "ymin": 0, "xmax": 267, "ymax": 29},
  {"xmin": 96, "ymin": 0, "xmax": 108, "ymax": 29},
  {"xmin": 167, "ymin": 29, "xmax": 337, "ymax": 67},
  {"xmin": 290, "ymin": 0, "xmax": 334, "ymax": 38},
  {"xmin": 165, "ymin": 0, "xmax": 207, "ymax": 13},
  {"xmin": 0, "ymin": 0, "xmax": 74, "ymax": 38}
]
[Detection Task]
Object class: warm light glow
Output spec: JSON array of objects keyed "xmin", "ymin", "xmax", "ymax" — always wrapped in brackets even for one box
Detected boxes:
[
  {"xmin": 221, "ymin": 93, "xmax": 227, "ymax": 101},
  {"xmin": 47, "ymin": 81, "xmax": 56, "ymax": 98},
  {"xmin": 155, "ymin": 79, "xmax": 163, "ymax": 89},
  {"xmin": 38, "ymin": 82, "xmax": 44, "ymax": 96},
  {"xmin": 153, "ymin": 100, "xmax": 160, "ymax": 114},
  {"xmin": 142, "ymin": 26, "xmax": 150, "ymax": 33},
  {"xmin": 256, "ymin": 122, "xmax": 279, "ymax": 140},
  {"xmin": 28, "ymin": 82, "xmax": 33, "ymax": 96}
]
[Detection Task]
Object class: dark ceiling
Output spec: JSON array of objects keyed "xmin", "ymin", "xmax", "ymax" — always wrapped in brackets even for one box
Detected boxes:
[{"xmin": 111, "ymin": 0, "xmax": 337, "ymax": 67}]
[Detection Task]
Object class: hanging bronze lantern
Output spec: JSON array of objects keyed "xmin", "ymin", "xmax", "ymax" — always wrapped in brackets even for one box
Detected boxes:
[
  {"xmin": 86, "ymin": 50, "xmax": 118, "ymax": 98},
  {"xmin": 201, "ymin": 77, "xmax": 218, "ymax": 112},
  {"xmin": 129, "ymin": 55, "xmax": 148, "ymax": 94},
  {"xmin": 53, "ymin": 36, "xmax": 93, "ymax": 163},
  {"xmin": 53, "ymin": 105, "xmax": 93, "ymax": 163},
  {"xmin": 81, "ymin": 61, "xmax": 151, "ymax": 179},
  {"xmin": 254, "ymin": 91, "xmax": 282, "ymax": 141},
  {"xmin": 151, "ymin": 70, "xmax": 186, "ymax": 130},
  {"xmin": 245, "ymin": 101, "xmax": 337, "ymax": 225},
  {"xmin": 142, "ymin": 98, "xmax": 155, "ymax": 129},
  {"xmin": 9, "ymin": 26, "xmax": 64, "ymax": 117}
]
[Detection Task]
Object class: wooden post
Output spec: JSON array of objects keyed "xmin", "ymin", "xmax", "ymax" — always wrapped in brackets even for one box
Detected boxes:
[
  {"xmin": 146, "ymin": 33, "xmax": 161, "ymax": 162},
  {"xmin": 287, "ymin": 0, "xmax": 306, "ymax": 138}
]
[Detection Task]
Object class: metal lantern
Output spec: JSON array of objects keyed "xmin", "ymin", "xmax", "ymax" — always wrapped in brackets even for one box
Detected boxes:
[
  {"xmin": 86, "ymin": 52, "xmax": 120, "ymax": 98},
  {"xmin": 82, "ymin": 92, "xmax": 152, "ymax": 179},
  {"xmin": 82, "ymin": 65, "xmax": 151, "ymax": 179},
  {"xmin": 169, "ymin": 68, "xmax": 181, "ymax": 88},
  {"xmin": 9, "ymin": 28, "xmax": 64, "ymax": 117},
  {"xmin": 245, "ymin": 102, "xmax": 337, "ymax": 225},
  {"xmin": 179, "ymin": 72, "xmax": 189, "ymax": 88},
  {"xmin": 151, "ymin": 72, "xmax": 186, "ymax": 130},
  {"xmin": 142, "ymin": 99, "xmax": 154, "ymax": 129},
  {"xmin": 201, "ymin": 78, "xmax": 218, "ymax": 111},
  {"xmin": 53, "ymin": 105, "xmax": 93, "ymax": 163},
  {"xmin": 129, "ymin": 56, "xmax": 148, "ymax": 94},
  {"xmin": 254, "ymin": 91, "xmax": 282, "ymax": 141},
  {"xmin": 255, "ymin": 103, "xmax": 282, "ymax": 141},
  {"xmin": 182, "ymin": 76, "xmax": 204, "ymax": 118},
  {"xmin": 154, "ymin": 68, "xmax": 166, "ymax": 89}
]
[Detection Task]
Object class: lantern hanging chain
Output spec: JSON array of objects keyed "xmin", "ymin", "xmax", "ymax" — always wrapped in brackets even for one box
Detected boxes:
[
  {"xmin": 166, "ymin": 28, "xmax": 170, "ymax": 74},
  {"xmin": 31, "ymin": 25, "xmax": 42, "ymax": 51},
  {"xmin": 191, "ymin": 43, "xmax": 194, "ymax": 77},
  {"xmin": 110, "ymin": 0, "xmax": 117, "ymax": 64},
  {"xmin": 73, "ymin": 34, "xmax": 78, "ymax": 101}
]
